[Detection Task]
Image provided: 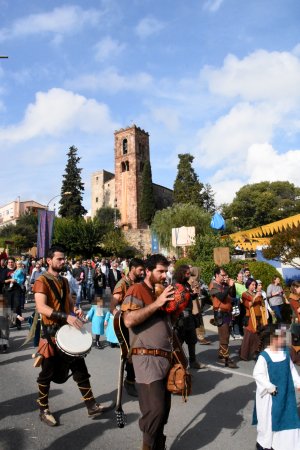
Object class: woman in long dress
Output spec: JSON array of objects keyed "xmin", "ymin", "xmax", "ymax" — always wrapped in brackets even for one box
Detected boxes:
[
  {"xmin": 253, "ymin": 325, "xmax": 300, "ymax": 450},
  {"xmin": 240, "ymin": 278, "xmax": 268, "ymax": 361}
]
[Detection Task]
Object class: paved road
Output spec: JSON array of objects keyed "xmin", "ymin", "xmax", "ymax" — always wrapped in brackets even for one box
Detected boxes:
[{"xmin": 1, "ymin": 298, "xmax": 299, "ymax": 450}]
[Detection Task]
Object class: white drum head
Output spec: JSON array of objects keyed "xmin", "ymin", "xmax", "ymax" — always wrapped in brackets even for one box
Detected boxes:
[{"xmin": 56, "ymin": 324, "xmax": 92, "ymax": 357}]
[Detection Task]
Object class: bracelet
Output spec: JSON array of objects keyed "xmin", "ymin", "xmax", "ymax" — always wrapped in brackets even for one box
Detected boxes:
[{"xmin": 50, "ymin": 311, "xmax": 68, "ymax": 322}]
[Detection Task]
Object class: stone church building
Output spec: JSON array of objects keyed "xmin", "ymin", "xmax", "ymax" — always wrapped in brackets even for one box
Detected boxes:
[{"xmin": 91, "ymin": 125, "xmax": 173, "ymax": 253}]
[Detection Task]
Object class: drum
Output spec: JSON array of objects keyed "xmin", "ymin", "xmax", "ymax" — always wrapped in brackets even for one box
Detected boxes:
[{"xmin": 55, "ymin": 324, "xmax": 92, "ymax": 358}]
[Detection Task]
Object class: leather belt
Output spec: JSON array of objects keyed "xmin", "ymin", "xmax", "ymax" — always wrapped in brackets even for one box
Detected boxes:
[{"xmin": 131, "ymin": 347, "xmax": 172, "ymax": 362}]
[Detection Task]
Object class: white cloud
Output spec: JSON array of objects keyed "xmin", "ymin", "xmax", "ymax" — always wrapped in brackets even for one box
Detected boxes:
[
  {"xmin": 212, "ymin": 179, "xmax": 243, "ymax": 205},
  {"xmin": 0, "ymin": 88, "xmax": 118, "ymax": 143},
  {"xmin": 94, "ymin": 36, "xmax": 126, "ymax": 61},
  {"xmin": 204, "ymin": 50, "xmax": 300, "ymax": 106},
  {"xmin": 196, "ymin": 102, "xmax": 279, "ymax": 168},
  {"xmin": 203, "ymin": 0, "xmax": 224, "ymax": 13},
  {"xmin": 0, "ymin": 6, "xmax": 102, "ymax": 41},
  {"xmin": 65, "ymin": 67, "xmax": 153, "ymax": 93},
  {"xmin": 135, "ymin": 16, "xmax": 165, "ymax": 39},
  {"xmin": 246, "ymin": 143, "xmax": 300, "ymax": 184}
]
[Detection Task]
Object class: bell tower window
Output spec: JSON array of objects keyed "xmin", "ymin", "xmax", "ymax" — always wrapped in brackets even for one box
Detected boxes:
[
  {"xmin": 123, "ymin": 139, "xmax": 128, "ymax": 155},
  {"xmin": 121, "ymin": 161, "xmax": 130, "ymax": 172}
]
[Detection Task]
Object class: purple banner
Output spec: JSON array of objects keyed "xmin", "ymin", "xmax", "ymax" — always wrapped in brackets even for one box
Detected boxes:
[{"xmin": 37, "ymin": 210, "xmax": 55, "ymax": 258}]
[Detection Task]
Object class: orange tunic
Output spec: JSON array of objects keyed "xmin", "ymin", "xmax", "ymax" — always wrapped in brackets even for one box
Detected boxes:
[
  {"xmin": 33, "ymin": 273, "xmax": 71, "ymax": 326},
  {"xmin": 242, "ymin": 291, "xmax": 267, "ymax": 333},
  {"xmin": 289, "ymin": 293, "xmax": 300, "ymax": 322}
]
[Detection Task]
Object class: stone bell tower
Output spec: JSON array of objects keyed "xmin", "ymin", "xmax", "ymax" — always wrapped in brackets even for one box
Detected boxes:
[{"xmin": 114, "ymin": 125, "xmax": 150, "ymax": 229}]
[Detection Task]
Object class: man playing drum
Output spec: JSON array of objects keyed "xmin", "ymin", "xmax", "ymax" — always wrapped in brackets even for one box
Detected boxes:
[{"xmin": 33, "ymin": 245, "xmax": 106, "ymax": 427}]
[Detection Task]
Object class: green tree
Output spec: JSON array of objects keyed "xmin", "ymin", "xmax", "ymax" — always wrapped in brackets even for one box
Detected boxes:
[
  {"xmin": 188, "ymin": 233, "xmax": 234, "ymax": 262},
  {"xmin": 202, "ymin": 183, "xmax": 216, "ymax": 213},
  {"xmin": 53, "ymin": 217, "xmax": 102, "ymax": 258},
  {"xmin": 101, "ymin": 229, "xmax": 131, "ymax": 256},
  {"xmin": 173, "ymin": 154, "xmax": 204, "ymax": 206},
  {"xmin": 0, "ymin": 212, "xmax": 38, "ymax": 250},
  {"xmin": 222, "ymin": 181, "xmax": 300, "ymax": 230},
  {"xmin": 262, "ymin": 225, "xmax": 300, "ymax": 269},
  {"xmin": 151, "ymin": 203, "xmax": 211, "ymax": 249},
  {"xmin": 139, "ymin": 160, "xmax": 155, "ymax": 225},
  {"xmin": 59, "ymin": 145, "xmax": 87, "ymax": 218},
  {"xmin": 94, "ymin": 206, "xmax": 121, "ymax": 232}
]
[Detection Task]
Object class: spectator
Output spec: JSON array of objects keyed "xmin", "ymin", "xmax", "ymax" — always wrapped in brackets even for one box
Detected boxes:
[
  {"xmin": 239, "ymin": 278, "xmax": 268, "ymax": 361},
  {"xmin": 267, "ymin": 276, "xmax": 286, "ymax": 323},
  {"xmin": 83, "ymin": 260, "xmax": 95, "ymax": 304},
  {"xmin": 209, "ymin": 267, "xmax": 238, "ymax": 368},
  {"xmin": 108, "ymin": 261, "xmax": 122, "ymax": 293}
]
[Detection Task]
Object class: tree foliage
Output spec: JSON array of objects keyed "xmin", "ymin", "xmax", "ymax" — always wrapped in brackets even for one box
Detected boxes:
[
  {"xmin": 101, "ymin": 229, "xmax": 131, "ymax": 256},
  {"xmin": 0, "ymin": 212, "xmax": 38, "ymax": 250},
  {"xmin": 222, "ymin": 181, "xmax": 300, "ymax": 230},
  {"xmin": 151, "ymin": 203, "xmax": 211, "ymax": 248},
  {"xmin": 201, "ymin": 183, "xmax": 216, "ymax": 213},
  {"xmin": 173, "ymin": 154, "xmax": 204, "ymax": 206},
  {"xmin": 262, "ymin": 226, "xmax": 300, "ymax": 269},
  {"xmin": 59, "ymin": 145, "xmax": 87, "ymax": 218},
  {"xmin": 139, "ymin": 160, "xmax": 156, "ymax": 225},
  {"xmin": 94, "ymin": 206, "xmax": 121, "ymax": 232},
  {"xmin": 188, "ymin": 233, "xmax": 234, "ymax": 262},
  {"xmin": 52, "ymin": 218, "xmax": 101, "ymax": 257}
]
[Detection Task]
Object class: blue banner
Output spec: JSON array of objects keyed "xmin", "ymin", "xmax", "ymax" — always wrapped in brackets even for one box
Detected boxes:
[{"xmin": 151, "ymin": 232, "xmax": 159, "ymax": 253}]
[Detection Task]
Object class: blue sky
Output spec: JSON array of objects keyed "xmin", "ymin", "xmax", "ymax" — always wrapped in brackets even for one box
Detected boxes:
[{"xmin": 1, "ymin": 0, "xmax": 300, "ymax": 212}]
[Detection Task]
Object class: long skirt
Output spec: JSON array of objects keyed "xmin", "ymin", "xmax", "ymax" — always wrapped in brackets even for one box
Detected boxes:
[{"xmin": 240, "ymin": 328, "xmax": 260, "ymax": 361}]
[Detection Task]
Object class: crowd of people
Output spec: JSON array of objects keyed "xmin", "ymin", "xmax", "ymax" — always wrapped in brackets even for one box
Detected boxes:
[{"xmin": 1, "ymin": 250, "xmax": 300, "ymax": 449}]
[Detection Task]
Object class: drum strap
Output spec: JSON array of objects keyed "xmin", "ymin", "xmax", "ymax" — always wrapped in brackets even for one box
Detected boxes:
[
  {"xmin": 42, "ymin": 274, "xmax": 68, "ymax": 311},
  {"xmin": 41, "ymin": 276, "xmax": 68, "ymax": 350}
]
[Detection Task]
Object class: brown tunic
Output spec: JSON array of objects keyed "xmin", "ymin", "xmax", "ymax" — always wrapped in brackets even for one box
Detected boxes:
[
  {"xmin": 289, "ymin": 293, "xmax": 300, "ymax": 322},
  {"xmin": 33, "ymin": 273, "xmax": 71, "ymax": 326},
  {"xmin": 122, "ymin": 282, "xmax": 171, "ymax": 384}
]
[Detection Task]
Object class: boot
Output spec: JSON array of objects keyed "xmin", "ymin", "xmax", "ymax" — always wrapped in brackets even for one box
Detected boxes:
[
  {"xmin": 196, "ymin": 326, "xmax": 211, "ymax": 344},
  {"xmin": 37, "ymin": 383, "xmax": 57, "ymax": 427},
  {"xmin": 190, "ymin": 360, "xmax": 207, "ymax": 369},
  {"xmin": 95, "ymin": 336, "xmax": 103, "ymax": 349},
  {"xmin": 225, "ymin": 358, "xmax": 238, "ymax": 369},
  {"xmin": 78, "ymin": 380, "xmax": 107, "ymax": 417}
]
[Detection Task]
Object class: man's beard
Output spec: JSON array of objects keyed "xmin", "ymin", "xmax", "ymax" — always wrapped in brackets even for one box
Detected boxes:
[
  {"xmin": 134, "ymin": 275, "xmax": 144, "ymax": 282},
  {"xmin": 51, "ymin": 264, "xmax": 63, "ymax": 273},
  {"xmin": 149, "ymin": 273, "xmax": 159, "ymax": 286}
]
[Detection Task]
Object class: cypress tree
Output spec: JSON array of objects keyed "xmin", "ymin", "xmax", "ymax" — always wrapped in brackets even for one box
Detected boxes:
[
  {"xmin": 139, "ymin": 160, "xmax": 155, "ymax": 225},
  {"xmin": 173, "ymin": 153, "xmax": 204, "ymax": 206},
  {"xmin": 59, "ymin": 145, "xmax": 87, "ymax": 218}
]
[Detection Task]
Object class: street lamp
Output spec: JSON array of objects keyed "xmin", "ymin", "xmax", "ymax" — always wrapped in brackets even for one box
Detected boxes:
[{"xmin": 47, "ymin": 192, "xmax": 72, "ymax": 209}]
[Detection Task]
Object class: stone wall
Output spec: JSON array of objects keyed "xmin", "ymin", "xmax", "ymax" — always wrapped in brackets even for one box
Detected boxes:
[
  {"xmin": 153, "ymin": 183, "xmax": 173, "ymax": 211},
  {"xmin": 124, "ymin": 228, "xmax": 152, "ymax": 256},
  {"xmin": 91, "ymin": 170, "xmax": 114, "ymax": 217}
]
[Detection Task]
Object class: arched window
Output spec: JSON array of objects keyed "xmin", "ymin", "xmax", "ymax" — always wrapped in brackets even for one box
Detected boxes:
[
  {"xmin": 121, "ymin": 161, "xmax": 130, "ymax": 172},
  {"xmin": 123, "ymin": 139, "xmax": 128, "ymax": 155}
]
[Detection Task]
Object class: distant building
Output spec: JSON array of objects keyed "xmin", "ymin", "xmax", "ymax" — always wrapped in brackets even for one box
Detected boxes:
[
  {"xmin": 0, "ymin": 199, "xmax": 47, "ymax": 228},
  {"xmin": 91, "ymin": 125, "xmax": 173, "ymax": 230}
]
